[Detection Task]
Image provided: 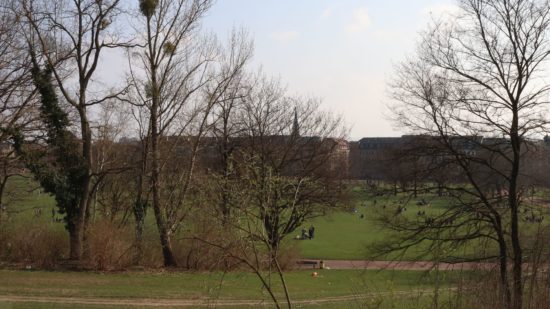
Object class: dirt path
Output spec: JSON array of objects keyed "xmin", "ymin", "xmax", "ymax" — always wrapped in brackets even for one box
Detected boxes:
[
  {"xmin": 296, "ymin": 259, "xmax": 497, "ymax": 271},
  {"xmin": 0, "ymin": 289, "xmax": 454, "ymax": 307}
]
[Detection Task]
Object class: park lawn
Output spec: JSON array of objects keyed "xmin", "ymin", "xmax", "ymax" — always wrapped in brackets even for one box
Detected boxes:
[
  {"xmin": 297, "ymin": 211, "xmax": 479, "ymax": 261},
  {"xmin": 0, "ymin": 269, "xmax": 468, "ymax": 308},
  {"xmin": 2, "ymin": 176, "xmax": 56, "ymax": 217},
  {"xmin": 297, "ymin": 211, "xmax": 387, "ymax": 260},
  {"xmin": 298, "ymin": 190, "xmax": 461, "ymax": 260},
  {"xmin": 298, "ymin": 189, "xmax": 500, "ymax": 260}
]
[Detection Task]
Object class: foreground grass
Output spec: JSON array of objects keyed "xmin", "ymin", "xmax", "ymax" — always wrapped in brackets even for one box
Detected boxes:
[
  {"xmin": 0, "ymin": 296, "xmax": 447, "ymax": 309},
  {"xmin": 0, "ymin": 269, "xmax": 464, "ymax": 299},
  {"xmin": 0, "ymin": 269, "xmax": 468, "ymax": 308}
]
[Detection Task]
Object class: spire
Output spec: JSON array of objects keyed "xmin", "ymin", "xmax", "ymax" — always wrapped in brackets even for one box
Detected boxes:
[{"xmin": 292, "ymin": 107, "xmax": 300, "ymax": 137}]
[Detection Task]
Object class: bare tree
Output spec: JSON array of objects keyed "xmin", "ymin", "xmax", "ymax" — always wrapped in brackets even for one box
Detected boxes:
[
  {"xmin": 388, "ymin": 1, "xmax": 550, "ymax": 308},
  {"xmin": 231, "ymin": 78, "xmax": 346, "ymax": 307},
  {"xmin": 129, "ymin": 0, "xmax": 255, "ymax": 267},
  {"xmin": 240, "ymin": 92, "xmax": 346, "ymax": 251},
  {"xmin": 207, "ymin": 28, "xmax": 253, "ymax": 224},
  {"xmin": 18, "ymin": 0, "xmax": 129, "ymax": 262}
]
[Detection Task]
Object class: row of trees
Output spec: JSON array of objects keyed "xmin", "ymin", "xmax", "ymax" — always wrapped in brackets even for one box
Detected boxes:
[{"xmin": 0, "ymin": 0, "xmax": 346, "ymax": 294}]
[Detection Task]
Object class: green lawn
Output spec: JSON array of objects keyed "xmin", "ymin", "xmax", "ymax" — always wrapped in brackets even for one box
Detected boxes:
[
  {"xmin": 0, "ymin": 269, "xmax": 469, "ymax": 308},
  {"xmin": 298, "ymin": 185, "xmax": 550, "ymax": 260},
  {"xmin": 0, "ymin": 269, "xmax": 460, "ymax": 299},
  {"xmin": 2, "ymin": 176, "xmax": 56, "ymax": 217},
  {"xmin": 298, "ymin": 189, "xmax": 478, "ymax": 260},
  {"xmin": 297, "ymin": 211, "xmax": 386, "ymax": 260}
]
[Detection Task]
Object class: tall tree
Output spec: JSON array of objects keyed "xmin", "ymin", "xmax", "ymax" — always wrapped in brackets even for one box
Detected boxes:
[
  {"xmin": 21, "ymin": 0, "xmax": 128, "ymax": 261},
  {"xmin": 235, "ymin": 79, "xmax": 347, "ymax": 307},
  {"xmin": 130, "ymin": 0, "xmax": 214, "ymax": 267},
  {"xmin": 13, "ymin": 54, "xmax": 87, "ymax": 254},
  {"xmin": 389, "ymin": 1, "xmax": 550, "ymax": 308}
]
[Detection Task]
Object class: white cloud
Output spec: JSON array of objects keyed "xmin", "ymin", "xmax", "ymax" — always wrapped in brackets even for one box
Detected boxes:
[
  {"xmin": 320, "ymin": 8, "xmax": 332, "ymax": 19},
  {"xmin": 346, "ymin": 7, "xmax": 372, "ymax": 33},
  {"xmin": 272, "ymin": 30, "xmax": 300, "ymax": 42},
  {"xmin": 421, "ymin": 4, "xmax": 459, "ymax": 18}
]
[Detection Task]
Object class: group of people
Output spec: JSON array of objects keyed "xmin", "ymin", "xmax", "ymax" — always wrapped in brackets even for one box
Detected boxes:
[{"xmin": 301, "ymin": 226, "xmax": 315, "ymax": 240}]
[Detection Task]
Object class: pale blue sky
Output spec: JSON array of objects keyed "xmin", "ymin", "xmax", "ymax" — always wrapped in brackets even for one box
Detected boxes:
[
  {"xmin": 202, "ymin": 0, "xmax": 456, "ymax": 139},
  {"xmin": 97, "ymin": 1, "xmax": 456, "ymax": 140}
]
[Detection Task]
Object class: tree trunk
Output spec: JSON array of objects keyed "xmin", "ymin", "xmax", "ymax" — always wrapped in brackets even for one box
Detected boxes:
[
  {"xmin": 150, "ymin": 120, "xmax": 178, "ymax": 267},
  {"xmin": 73, "ymin": 107, "xmax": 92, "ymax": 262},
  {"xmin": 69, "ymin": 221, "xmax": 83, "ymax": 260},
  {"xmin": 510, "ymin": 199, "xmax": 523, "ymax": 309},
  {"xmin": 274, "ymin": 256, "xmax": 292, "ymax": 309},
  {"xmin": 497, "ymin": 231, "xmax": 512, "ymax": 309},
  {"xmin": 133, "ymin": 202, "xmax": 146, "ymax": 265},
  {"xmin": 509, "ymin": 104, "xmax": 523, "ymax": 309},
  {"xmin": 0, "ymin": 175, "xmax": 6, "ymax": 220},
  {"xmin": 157, "ymin": 219, "xmax": 177, "ymax": 267},
  {"xmin": 82, "ymin": 196, "xmax": 92, "ymax": 260}
]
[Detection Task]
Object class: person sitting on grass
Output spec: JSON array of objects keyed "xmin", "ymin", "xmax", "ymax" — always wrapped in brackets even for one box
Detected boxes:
[{"xmin": 301, "ymin": 228, "xmax": 308, "ymax": 240}]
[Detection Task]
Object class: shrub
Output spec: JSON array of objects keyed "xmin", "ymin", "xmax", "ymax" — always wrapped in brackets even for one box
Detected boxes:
[
  {"xmin": 5, "ymin": 223, "xmax": 67, "ymax": 268},
  {"xmin": 85, "ymin": 220, "xmax": 133, "ymax": 270}
]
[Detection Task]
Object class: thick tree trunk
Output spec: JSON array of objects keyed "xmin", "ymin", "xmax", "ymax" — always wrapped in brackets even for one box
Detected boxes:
[
  {"xmin": 510, "ymin": 130, "xmax": 523, "ymax": 309},
  {"xmin": 510, "ymin": 188, "xmax": 523, "ymax": 309},
  {"xmin": 144, "ymin": 13, "xmax": 177, "ymax": 267},
  {"xmin": 158, "ymin": 225, "xmax": 177, "ymax": 267},
  {"xmin": 69, "ymin": 221, "xmax": 83, "ymax": 260},
  {"xmin": 508, "ymin": 105, "xmax": 523, "ymax": 309},
  {"xmin": 69, "ymin": 107, "xmax": 92, "ymax": 262}
]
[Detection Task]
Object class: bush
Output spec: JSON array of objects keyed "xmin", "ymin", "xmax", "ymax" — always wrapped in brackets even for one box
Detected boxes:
[
  {"xmin": 3, "ymin": 223, "xmax": 67, "ymax": 268},
  {"xmin": 85, "ymin": 220, "xmax": 134, "ymax": 270},
  {"xmin": 173, "ymin": 213, "xmax": 242, "ymax": 271}
]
